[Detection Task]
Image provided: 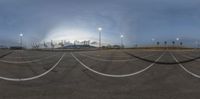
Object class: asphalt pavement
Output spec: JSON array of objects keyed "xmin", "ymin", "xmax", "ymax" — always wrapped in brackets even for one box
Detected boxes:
[{"xmin": 0, "ymin": 49, "xmax": 200, "ymax": 99}]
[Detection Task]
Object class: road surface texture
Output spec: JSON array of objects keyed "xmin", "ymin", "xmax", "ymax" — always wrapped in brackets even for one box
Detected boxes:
[{"xmin": 0, "ymin": 49, "xmax": 200, "ymax": 99}]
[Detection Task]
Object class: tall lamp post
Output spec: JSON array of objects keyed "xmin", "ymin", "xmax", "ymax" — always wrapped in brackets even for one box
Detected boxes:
[
  {"xmin": 176, "ymin": 37, "xmax": 179, "ymax": 47},
  {"xmin": 98, "ymin": 27, "xmax": 102, "ymax": 48},
  {"xmin": 120, "ymin": 34, "xmax": 124, "ymax": 48},
  {"xmin": 176, "ymin": 38, "xmax": 179, "ymax": 41},
  {"xmin": 19, "ymin": 33, "xmax": 23, "ymax": 48},
  {"xmin": 196, "ymin": 41, "xmax": 199, "ymax": 49},
  {"xmin": 152, "ymin": 38, "xmax": 155, "ymax": 47}
]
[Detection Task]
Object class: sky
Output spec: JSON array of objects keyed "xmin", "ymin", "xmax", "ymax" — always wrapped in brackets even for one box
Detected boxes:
[{"xmin": 0, "ymin": 0, "xmax": 200, "ymax": 47}]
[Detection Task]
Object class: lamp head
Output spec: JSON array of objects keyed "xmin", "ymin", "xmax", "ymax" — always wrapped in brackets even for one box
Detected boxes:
[
  {"xmin": 98, "ymin": 27, "xmax": 102, "ymax": 31},
  {"xmin": 20, "ymin": 33, "xmax": 23, "ymax": 37}
]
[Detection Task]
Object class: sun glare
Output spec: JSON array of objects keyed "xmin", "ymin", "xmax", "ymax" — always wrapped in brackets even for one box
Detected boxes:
[{"xmin": 43, "ymin": 28, "xmax": 96, "ymax": 42}]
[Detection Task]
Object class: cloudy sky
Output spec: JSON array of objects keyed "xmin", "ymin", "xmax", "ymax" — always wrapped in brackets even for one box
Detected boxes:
[{"xmin": 0, "ymin": 0, "xmax": 200, "ymax": 47}]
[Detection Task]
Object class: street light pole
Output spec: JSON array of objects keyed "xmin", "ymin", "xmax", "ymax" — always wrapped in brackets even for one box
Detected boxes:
[
  {"xmin": 196, "ymin": 41, "xmax": 199, "ymax": 49},
  {"xmin": 152, "ymin": 38, "xmax": 155, "ymax": 47},
  {"xmin": 98, "ymin": 27, "xmax": 102, "ymax": 48},
  {"xmin": 120, "ymin": 34, "xmax": 124, "ymax": 48},
  {"xmin": 176, "ymin": 37, "xmax": 179, "ymax": 47},
  {"xmin": 19, "ymin": 33, "xmax": 23, "ymax": 48}
]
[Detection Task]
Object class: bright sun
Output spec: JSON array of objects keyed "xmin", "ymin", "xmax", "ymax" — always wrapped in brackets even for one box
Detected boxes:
[{"xmin": 43, "ymin": 27, "xmax": 96, "ymax": 42}]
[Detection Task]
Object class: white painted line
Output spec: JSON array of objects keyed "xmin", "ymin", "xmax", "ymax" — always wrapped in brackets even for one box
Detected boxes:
[
  {"xmin": 180, "ymin": 54, "xmax": 200, "ymax": 62},
  {"xmin": 0, "ymin": 54, "xmax": 58, "ymax": 64},
  {"xmin": 78, "ymin": 53, "xmax": 154, "ymax": 62},
  {"xmin": 0, "ymin": 53, "xmax": 65, "ymax": 81},
  {"xmin": 78, "ymin": 53, "xmax": 133, "ymax": 58},
  {"xmin": 4, "ymin": 51, "xmax": 53, "ymax": 59},
  {"xmin": 171, "ymin": 53, "xmax": 200, "ymax": 79},
  {"xmin": 5, "ymin": 54, "xmax": 49, "ymax": 59},
  {"xmin": 71, "ymin": 52, "xmax": 165, "ymax": 78}
]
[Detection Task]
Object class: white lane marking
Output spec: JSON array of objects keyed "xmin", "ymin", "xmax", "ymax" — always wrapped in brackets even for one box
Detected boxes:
[
  {"xmin": 0, "ymin": 54, "xmax": 58, "ymax": 64},
  {"xmin": 78, "ymin": 53, "xmax": 133, "ymax": 58},
  {"xmin": 78, "ymin": 53, "xmax": 155, "ymax": 62},
  {"xmin": 4, "ymin": 51, "xmax": 53, "ymax": 59},
  {"xmin": 0, "ymin": 53, "xmax": 65, "ymax": 81},
  {"xmin": 4, "ymin": 54, "xmax": 49, "ymax": 59},
  {"xmin": 171, "ymin": 53, "xmax": 200, "ymax": 79},
  {"xmin": 78, "ymin": 51, "xmax": 161, "ymax": 58},
  {"xmin": 71, "ymin": 52, "xmax": 165, "ymax": 78},
  {"xmin": 179, "ymin": 54, "xmax": 200, "ymax": 62}
]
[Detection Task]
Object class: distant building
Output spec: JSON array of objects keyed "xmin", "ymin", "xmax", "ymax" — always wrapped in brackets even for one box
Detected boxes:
[
  {"xmin": 112, "ymin": 45, "xmax": 121, "ymax": 49},
  {"xmin": 10, "ymin": 46, "xmax": 24, "ymax": 50},
  {"xmin": 63, "ymin": 45, "xmax": 96, "ymax": 49},
  {"xmin": 0, "ymin": 45, "xmax": 8, "ymax": 49}
]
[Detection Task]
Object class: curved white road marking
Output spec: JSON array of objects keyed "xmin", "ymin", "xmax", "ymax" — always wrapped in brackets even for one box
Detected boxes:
[
  {"xmin": 0, "ymin": 54, "xmax": 58, "ymax": 64},
  {"xmin": 171, "ymin": 53, "xmax": 200, "ymax": 79},
  {"xmin": 0, "ymin": 53, "xmax": 65, "ymax": 81},
  {"xmin": 4, "ymin": 51, "xmax": 54, "ymax": 59},
  {"xmin": 4, "ymin": 54, "xmax": 49, "ymax": 59},
  {"xmin": 179, "ymin": 54, "xmax": 200, "ymax": 62},
  {"xmin": 78, "ymin": 53, "xmax": 134, "ymax": 58},
  {"xmin": 78, "ymin": 53, "xmax": 155, "ymax": 62},
  {"xmin": 71, "ymin": 52, "xmax": 165, "ymax": 78}
]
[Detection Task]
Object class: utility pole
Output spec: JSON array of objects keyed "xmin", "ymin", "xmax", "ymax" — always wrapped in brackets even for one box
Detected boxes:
[{"xmin": 98, "ymin": 27, "xmax": 102, "ymax": 48}]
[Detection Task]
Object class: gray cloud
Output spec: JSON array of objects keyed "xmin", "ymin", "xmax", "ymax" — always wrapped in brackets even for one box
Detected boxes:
[{"xmin": 0, "ymin": 0, "xmax": 200, "ymax": 47}]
